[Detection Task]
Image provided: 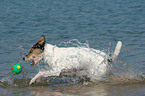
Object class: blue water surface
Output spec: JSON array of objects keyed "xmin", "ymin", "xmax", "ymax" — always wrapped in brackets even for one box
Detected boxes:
[{"xmin": 0, "ymin": 0, "xmax": 145, "ymax": 96}]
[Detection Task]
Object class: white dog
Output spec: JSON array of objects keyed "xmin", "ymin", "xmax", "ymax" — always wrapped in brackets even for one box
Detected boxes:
[{"xmin": 23, "ymin": 35, "xmax": 122, "ymax": 85}]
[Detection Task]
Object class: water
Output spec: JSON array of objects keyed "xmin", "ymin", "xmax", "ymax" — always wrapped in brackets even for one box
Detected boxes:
[{"xmin": 0, "ymin": 0, "xmax": 145, "ymax": 95}]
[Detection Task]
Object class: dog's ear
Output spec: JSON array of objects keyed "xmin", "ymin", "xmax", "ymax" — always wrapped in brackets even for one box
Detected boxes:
[{"xmin": 38, "ymin": 35, "xmax": 45, "ymax": 45}]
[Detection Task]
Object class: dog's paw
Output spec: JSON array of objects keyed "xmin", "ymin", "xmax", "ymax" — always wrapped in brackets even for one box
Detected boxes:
[{"xmin": 29, "ymin": 79, "xmax": 36, "ymax": 85}]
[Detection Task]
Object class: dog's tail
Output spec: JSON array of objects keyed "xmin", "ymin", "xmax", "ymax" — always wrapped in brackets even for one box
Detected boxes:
[
  {"xmin": 113, "ymin": 41, "xmax": 122, "ymax": 59},
  {"xmin": 108, "ymin": 41, "xmax": 122, "ymax": 62}
]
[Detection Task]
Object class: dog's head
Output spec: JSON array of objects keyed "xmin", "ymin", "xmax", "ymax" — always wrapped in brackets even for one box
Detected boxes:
[{"xmin": 23, "ymin": 35, "xmax": 46, "ymax": 66}]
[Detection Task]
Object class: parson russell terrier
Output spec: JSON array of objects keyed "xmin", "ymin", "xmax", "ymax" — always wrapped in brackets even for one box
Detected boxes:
[{"xmin": 23, "ymin": 35, "xmax": 122, "ymax": 85}]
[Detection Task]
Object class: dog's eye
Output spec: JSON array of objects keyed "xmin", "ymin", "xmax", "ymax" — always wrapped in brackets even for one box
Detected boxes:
[
  {"xmin": 30, "ymin": 49, "xmax": 34, "ymax": 53},
  {"xmin": 30, "ymin": 50, "xmax": 33, "ymax": 53},
  {"xmin": 33, "ymin": 56, "xmax": 36, "ymax": 58}
]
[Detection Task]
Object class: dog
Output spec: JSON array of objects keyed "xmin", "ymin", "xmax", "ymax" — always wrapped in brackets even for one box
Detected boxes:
[{"xmin": 23, "ymin": 35, "xmax": 122, "ymax": 85}]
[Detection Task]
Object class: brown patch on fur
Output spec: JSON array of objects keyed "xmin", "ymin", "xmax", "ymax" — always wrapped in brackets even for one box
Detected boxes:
[{"xmin": 27, "ymin": 49, "xmax": 42, "ymax": 58}]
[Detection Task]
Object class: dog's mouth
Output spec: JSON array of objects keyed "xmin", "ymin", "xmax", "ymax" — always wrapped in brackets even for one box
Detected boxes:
[
  {"xmin": 23, "ymin": 57, "xmax": 37, "ymax": 66},
  {"xmin": 31, "ymin": 60, "xmax": 35, "ymax": 66},
  {"xmin": 31, "ymin": 60, "xmax": 37, "ymax": 66},
  {"xmin": 23, "ymin": 54, "xmax": 43, "ymax": 66}
]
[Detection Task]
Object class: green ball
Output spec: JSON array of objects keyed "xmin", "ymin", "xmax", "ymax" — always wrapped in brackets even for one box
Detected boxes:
[{"xmin": 11, "ymin": 63, "xmax": 22, "ymax": 74}]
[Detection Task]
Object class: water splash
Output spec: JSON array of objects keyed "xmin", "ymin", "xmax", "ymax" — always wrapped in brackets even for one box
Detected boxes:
[
  {"xmin": 58, "ymin": 39, "xmax": 90, "ymax": 48},
  {"xmin": 0, "ymin": 70, "xmax": 30, "ymax": 88},
  {"xmin": 107, "ymin": 58, "xmax": 145, "ymax": 84},
  {"xmin": 17, "ymin": 44, "xmax": 25, "ymax": 64}
]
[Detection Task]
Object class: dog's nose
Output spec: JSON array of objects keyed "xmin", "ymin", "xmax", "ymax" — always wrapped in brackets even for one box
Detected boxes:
[{"xmin": 23, "ymin": 57, "xmax": 25, "ymax": 60}]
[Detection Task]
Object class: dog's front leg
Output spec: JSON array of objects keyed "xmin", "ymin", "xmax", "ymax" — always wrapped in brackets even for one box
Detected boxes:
[
  {"xmin": 29, "ymin": 69, "xmax": 61, "ymax": 85},
  {"xmin": 29, "ymin": 71, "xmax": 45, "ymax": 85}
]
